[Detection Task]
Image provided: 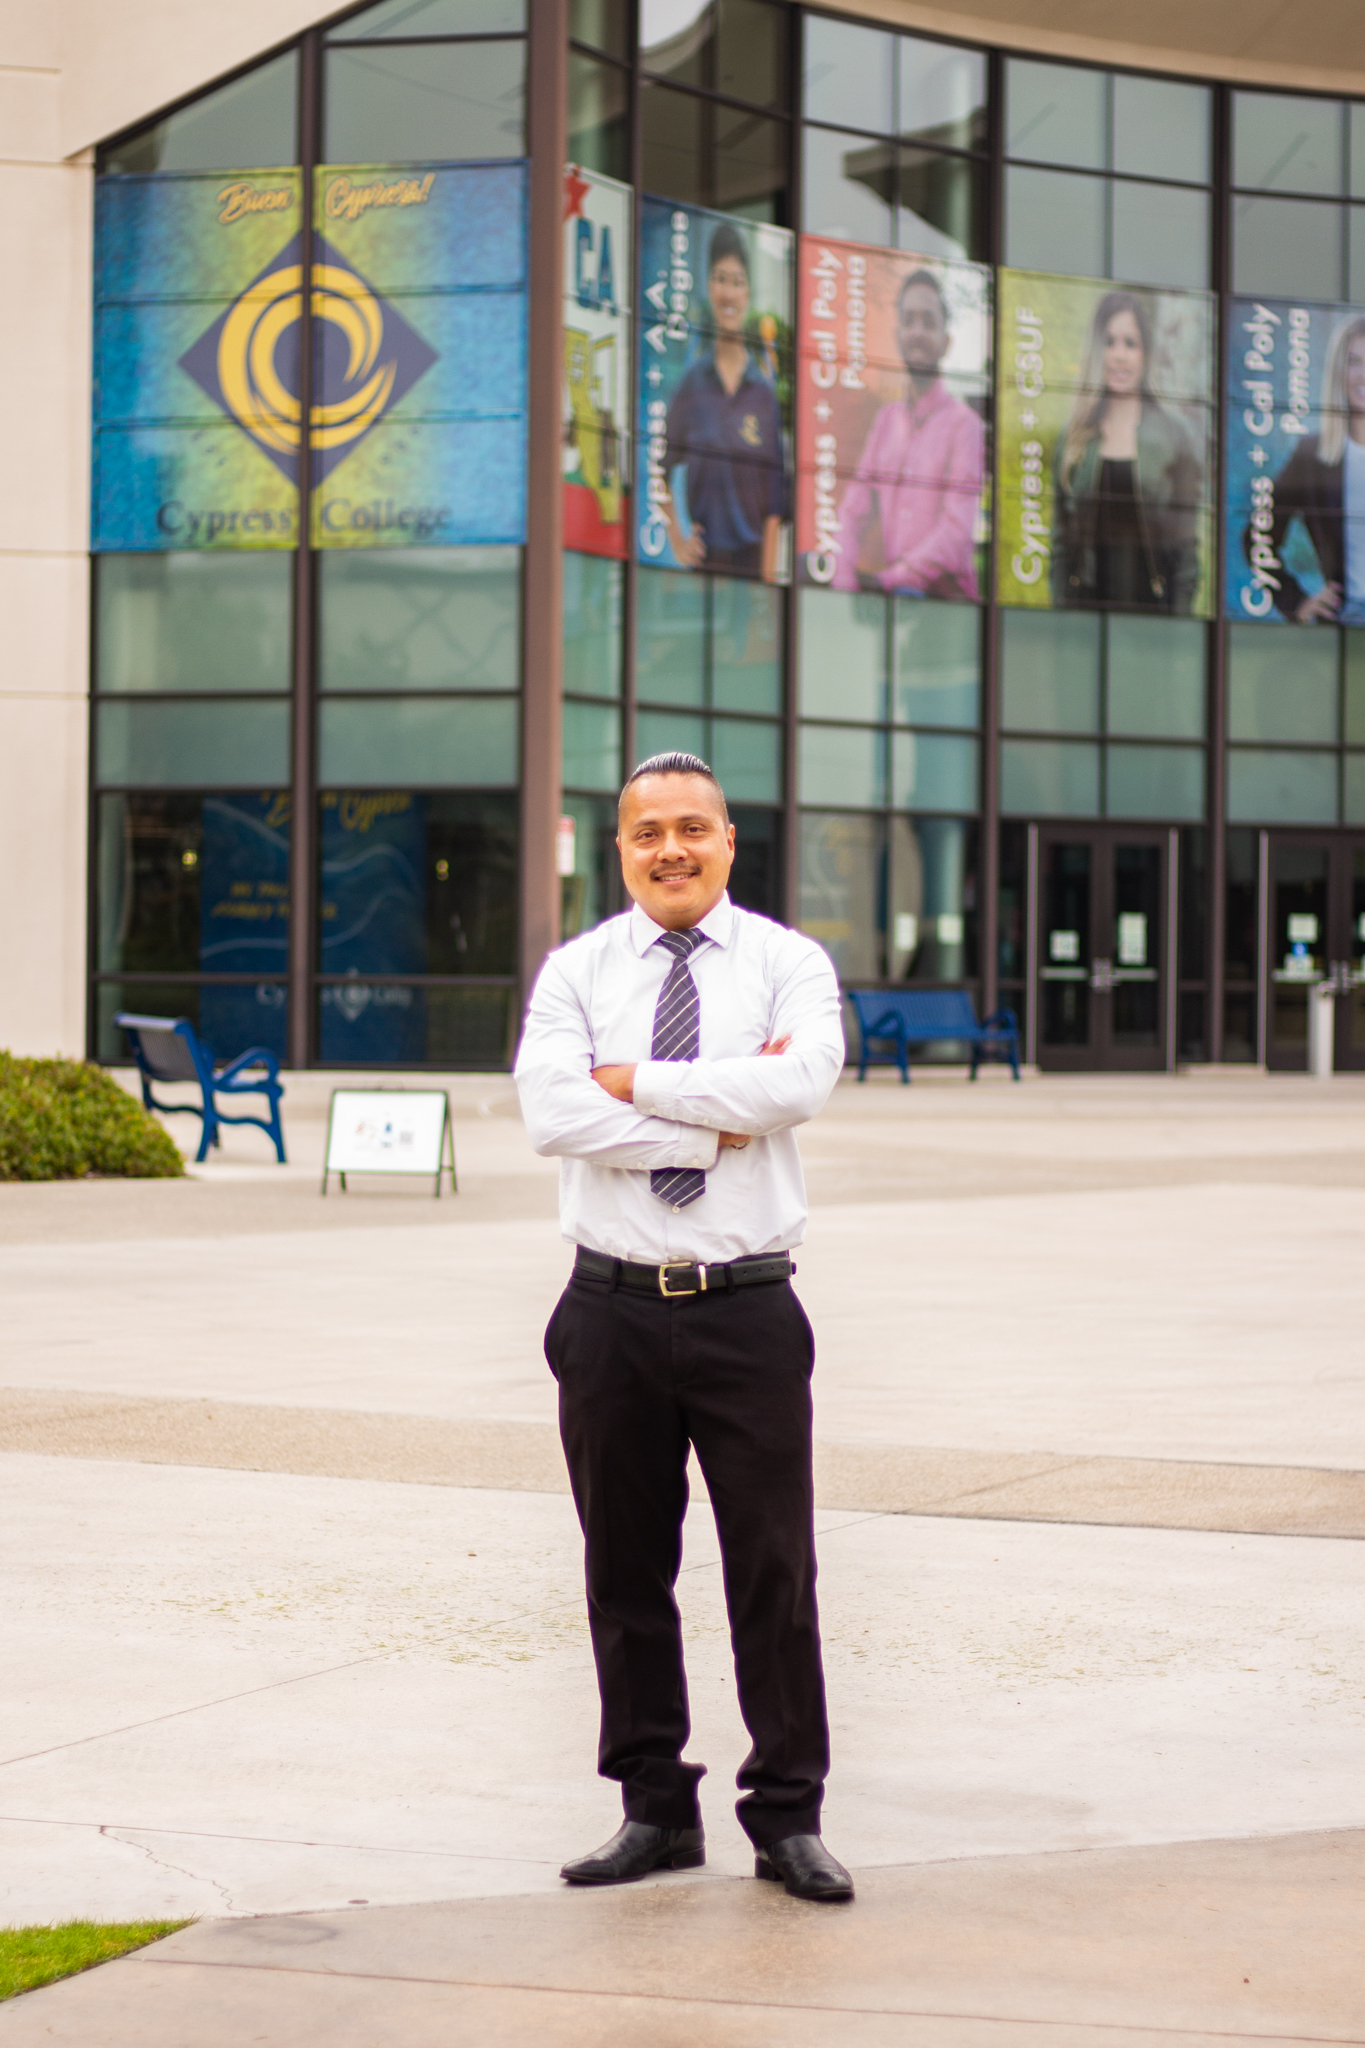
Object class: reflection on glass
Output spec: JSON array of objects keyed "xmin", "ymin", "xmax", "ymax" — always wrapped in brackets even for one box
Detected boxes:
[
  {"xmin": 97, "ymin": 701, "xmax": 290, "ymax": 788},
  {"xmin": 1232, "ymin": 195, "xmax": 1343, "ymax": 300},
  {"xmin": 1106, "ymin": 615, "xmax": 1205, "ymax": 739},
  {"xmin": 318, "ymin": 697, "xmax": 519, "ymax": 786},
  {"xmin": 1226, "ymin": 748, "xmax": 1338, "ymax": 824},
  {"xmin": 802, "ymin": 125, "xmax": 894, "ymax": 246},
  {"xmin": 1000, "ymin": 610, "xmax": 1101, "ymax": 733},
  {"xmin": 636, "ymin": 706, "xmax": 707, "ymax": 762},
  {"xmin": 560, "ymin": 793, "xmax": 621, "ymax": 938},
  {"xmin": 891, "ymin": 731, "xmax": 978, "ymax": 812},
  {"xmin": 1178, "ymin": 825, "xmax": 1208, "ymax": 981},
  {"xmin": 710, "ymin": 580, "xmax": 782, "ymax": 713},
  {"xmin": 1111, "ymin": 74, "xmax": 1210, "ymax": 185},
  {"xmin": 799, "ymin": 588, "xmax": 886, "ymax": 721},
  {"xmin": 570, "ymin": 0, "xmax": 629, "ymax": 59},
  {"xmin": 564, "ymin": 552, "xmax": 623, "ymax": 698},
  {"xmin": 717, "ymin": 0, "xmax": 789, "ymax": 109},
  {"xmin": 1110, "ymin": 842, "xmax": 1162, "ymax": 1049},
  {"xmin": 730, "ymin": 804, "xmax": 781, "ymax": 917},
  {"xmin": 1227, "ymin": 622, "xmax": 1337, "ymax": 742},
  {"xmin": 100, "ymin": 53, "xmax": 297, "ymax": 173},
  {"xmin": 1269, "ymin": 843, "xmax": 1328, "ymax": 1055},
  {"xmin": 897, "ymin": 36, "xmax": 986, "ymax": 153},
  {"xmin": 1040, "ymin": 838, "xmax": 1092, "ymax": 1047},
  {"xmin": 318, "ymin": 983, "xmax": 514, "ymax": 1065},
  {"xmin": 319, "ymin": 549, "xmax": 521, "ymax": 693},
  {"xmin": 97, "ymin": 554, "xmax": 292, "ymax": 695},
  {"xmin": 324, "ymin": 43, "xmax": 525, "ymax": 160},
  {"xmin": 1105, "ymin": 742, "xmax": 1204, "ymax": 821},
  {"xmin": 318, "ymin": 789, "xmax": 516, "ymax": 984},
  {"xmin": 1005, "ymin": 58, "xmax": 1105, "ymax": 171},
  {"xmin": 563, "ymin": 700, "xmax": 622, "ymax": 791},
  {"xmin": 570, "ymin": 51, "xmax": 630, "ymax": 179},
  {"xmin": 1000, "ymin": 738, "xmax": 1100, "ymax": 817},
  {"xmin": 97, "ymin": 982, "xmax": 288, "ymax": 1068},
  {"xmin": 1110, "ymin": 181, "xmax": 1209, "ymax": 291},
  {"xmin": 1344, "ymin": 754, "xmax": 1365, "ymax": 823},
  {"xmin": 639, "ymin": 83, "xmax": 787, "ymax": 219},
  {"xmin": 1005, "ymin": 165, "xmax": 1104, "ymax": 278},
  {"xmin": 332, "ymin": 0, "xmax": 525, "ymax": 36},
  {"xmin": 798, "ymin": 810, "xmax": 884, "ymax": 980},
  {"xmin": 96, "ymin": 790, "xmax": 291, "ymax": 976},
  {"xmin": 802, "ymin": 14, "xmax": 894, "ymax": 135},
  {"xmin": 1233, "ymin": 91, "xmax": 1342, "ymax": 196},
  {"xmin": 896, "ymin": 148, "xmax": 986, "ymax": 263},
  {"xmin": 1224, "ymin": 825, "xmax": 1258, "ymax": 980},
  {"xmin": 710, "ymin": 716, "xmax": 781, "ymax": 802},
  {"xmin": 636, "ymin": 566, "xmax": 707, "ymax": 705},
  {"xmin": 1348, "ymin": 207, "xmax": 1365, "ymax": 303},
  {"xmin": 894, "ymin": 600, "xmax": 980, "ymax": 728},
  {"xmin": 888, "ymin": 816, "xmax": 977, "ymax": 984},
  {"xmin": 1346, "ymin": 631, "xmax": 1365, "ymax": 744},
  {"xmin": 799, "ymin": 724, "xmax": 885, "ymax": 807},
  {"xmin": 1353, "ymin": 106, "xmax": 1365, "ymax": 201}
]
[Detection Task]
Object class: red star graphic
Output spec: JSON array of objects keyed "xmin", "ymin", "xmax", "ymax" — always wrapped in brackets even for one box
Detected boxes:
[{"xmin": 564, "ymin": 164, "xmax": 591, "ymax": 223}]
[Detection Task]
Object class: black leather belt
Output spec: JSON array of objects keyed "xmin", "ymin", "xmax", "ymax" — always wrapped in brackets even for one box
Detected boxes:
[{"xmin": 573, "ymin": 1246, "xmax": 793, "ymax": 1299}]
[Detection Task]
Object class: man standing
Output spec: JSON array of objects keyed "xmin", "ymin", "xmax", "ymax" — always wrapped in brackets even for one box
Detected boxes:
[
  {"xmin": 832, "ymin": 267, "xmax": 984, "ymax": 601},
  {"xmin": 514, "ymin": 752, "xmax": 851, "ymax": 1903}
]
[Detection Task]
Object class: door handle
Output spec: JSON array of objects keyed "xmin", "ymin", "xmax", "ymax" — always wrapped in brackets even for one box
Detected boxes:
[{"xmin": 1089, "ymin": 957, "xmax": 1114, "ymax": 993}]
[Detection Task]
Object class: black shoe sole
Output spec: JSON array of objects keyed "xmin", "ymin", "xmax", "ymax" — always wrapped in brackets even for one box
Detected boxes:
[
  {"xmin": 754, "ymin": 1855, "xmax": 854, "ymax": 1901},
  {"xmin": 562, "ymin": 1848, "xmax": 706, "ymax": 1885}
]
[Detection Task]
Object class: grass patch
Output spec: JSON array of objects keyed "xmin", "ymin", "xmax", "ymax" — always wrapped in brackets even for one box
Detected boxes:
[
  {"xmin": 0, "ymin": 1920, "xmax": 190, "ymax": 2001},
  {"xmin": 0, "ymin": 1054, "xmax": 184, "ymax": 1181}
]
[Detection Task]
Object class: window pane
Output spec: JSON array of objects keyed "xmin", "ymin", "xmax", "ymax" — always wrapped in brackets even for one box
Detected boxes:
[
  {"xmin": 1227, "ymin": 622, "xmax": 1338, "ymax": 742},
  {"xmin": 1346, "ymin": 629, "xmax": 1365, "ymax": 744},
  {"xmin": 711, "ymin": 579, "xmax": 782, "ymax": 712},
  {"xmin": 999, "ymin": 738, "xmax": 1100, "ymax": 816},
  {"xmin": 897, "ymin": 36, "xmax": 986, "ymax": 154},
  {"xmin": 96, "ymin": 701, "xmax": 290, "ymax": 786},
  {"xmin": 636, "ymin": 566, "xmax": 706, "ymax": 705},
  {"xmin": 560, "ymin": 793, "xmax": 621, "ymax": 937},
  {"xmin": 799, "ymin": 724, "xmax": 885, "ymax": 806},
  {"xmin": 640, "ymin": 79, "xmax": 706, "ymax": 206},
  {"xmin": 332, "ymin": 0, "xmax": 525, "ymax": 35},
  {"xmin": 1227, "ymin": 748, "xmax": 1338, "ymax": 824},
  {"xmin": 97, "ymin": 982, "xmax": 288, "ymax": 1068},
  {"xmin": 95, "ymin": 791, "xmax": 291, "ymax": 976},
  {"xmin": 897, "ymin": 148, "xmax": 987, "ymax": 264},
  {"xmin": 569, "ymin": 51, "xmax": 630, "ymax": 180},
  {"xmin": 318, "ymin": 696, "xmax": 518, "ymax": 785},
  {"xmin": 639, "ymin": 82, "xmax": 788, "ymax": 220},
  {"xmin": 893, "ymin": 599, "xmax": 980, "ymax": 728},
  {"xmin": 730, "ymin": 803, "xmax": 781, "ymax": 917},
  {"xmin": 799, "ymin": 588, "xmax": 886, "ymax": 721},
  {"xmin": 714, "ymin": 100, "xmax": 788, "ymax": 220},
  {"xmin": 891, "ymin": 730, "xmax": 978, "ymax": 812},
  {"xmin": 1106, "ymin": 615, "xmax": 1205, "ymax": 738},
  {"xmin": 1112, "ymin": 74, "xmax": 1210, "ymax": 185},
  {"xmin": 1344, "ymin": 754, "xmax": 1365, "ymax": 822},
  {"xmin": 319, "ymin": 548, "xmax": 520, "ymax": 692},
  {"xmin": 799, "ymin": 810, "xmax": 884, "ymax": 980},
  {"xmin": 318, "ymin": 983, "xmax": 514, "ymax": 1066},
  {"xmin": 1005, "ymin": 59, "xmax": 1105, "ymax": 172},
  {"xmin": 640, "ymin": 0, "xmax": 708, "ymax": 86},
  {"xmin": 1232, "ymin": 195, "xmax": 1343, "ymax": 300},
  {"xmin": 802, "ymin": 15, "xmax": 894, "ymax": 136},
  {"xmin": 97, "ymin": 553, "xmax": 292, "ymax": 695},
  {"xmin": 711, "ymin": 715, "xmax": 781, "ymax": 802},
  {"xmin": 635, "ymin": 706, "xmax": 707, "ymax": 761},
  {"xmin": 802, "ymin": 125, "xmax": 894, "ymax": 246},
  {"xmin": 1105, "ymin": 742, "xmax": 1204, "ymax": 820},
  {"xmin": 564, "ymin": 551, "xmax": 623, "ymax": 698},
  {"xmin": 318, "ymin": 791, "xmax": 517, "ymax": 975},
  {"xmin": 324, "ymin": 43, "xmax": 525, "ymax": 160},
  {"xmin": 1233, "ymin": 91, "xmax": 1343, "ymax": 196},
  {"xmin": 717, "ymin": 0, "xmax": 789, "ymax": 111},
  {"xmin": 1349, "ymin": 207, "xmax": 1365, "ymax": 302},
  {"xmin": 1005, "ymin": 165, "xmax": 1104, "ymax": 278},
  {"xmin": 571, "ymin": 0, "xmax": 628, "ymax": 58},
  {"xmin": 1000, "ymin": 609, "xmax": 1101, "ymax": 733},
  {"xmin": 889, "ymin": 815, "xmax": 977, "ymax": 984},
  {"xmin": 101, "ymin": 53, "xmax": 297, "ymax": 173},
  {"xmin": 1110, "ymin": 181, "xmax": 1209, "ymax": 291},
  {"xmin": 562, "ymin": 699, "xmax": 622, "ymax": 790},
  {"xmin": 1352, "ymin": 105, "xmax": 1365, "ymax": 201}
]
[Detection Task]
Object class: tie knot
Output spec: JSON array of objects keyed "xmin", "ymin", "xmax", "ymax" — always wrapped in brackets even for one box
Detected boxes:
[{"xmin": 657, "ymin": 926, "xmax": 706, "ymax": 961}]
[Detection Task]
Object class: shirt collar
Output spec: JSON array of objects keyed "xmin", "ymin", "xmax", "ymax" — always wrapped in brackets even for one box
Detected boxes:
[{"xmin": 629, "ymin": 893, "xmax": 735, "ymax": 957}]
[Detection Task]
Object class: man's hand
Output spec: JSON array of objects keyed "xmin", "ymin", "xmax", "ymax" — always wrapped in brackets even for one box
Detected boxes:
[{"xmin": 592, "ymin": 1034, "xmax": 792, "ymax": 1147}]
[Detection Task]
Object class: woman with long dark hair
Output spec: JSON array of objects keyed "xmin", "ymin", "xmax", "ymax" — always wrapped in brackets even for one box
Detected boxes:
[
  {"xmin": 1051, "ymin": 290, "xmax": 1202, "ymax": 611},
  {"xmin": 1246, "ymin": 312, "xmax": 1365, "ymax": 622}
]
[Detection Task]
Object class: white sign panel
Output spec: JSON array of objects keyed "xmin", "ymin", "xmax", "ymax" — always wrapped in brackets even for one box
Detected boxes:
[{"xmin": 323, "ymin": 1090, "xmax": 454, "ymax": 1191}]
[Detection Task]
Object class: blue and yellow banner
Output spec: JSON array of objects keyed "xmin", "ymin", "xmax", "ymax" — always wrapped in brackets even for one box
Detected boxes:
[{"xmin": 92, "ymin": 162, "xmax": 528, "ymax": 551}]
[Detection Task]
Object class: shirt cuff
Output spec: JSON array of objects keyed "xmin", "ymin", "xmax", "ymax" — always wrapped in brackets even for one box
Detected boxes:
[
  {"xmin": 670, "ymin": 1122, "xmax": 719, "ymax": 1170},
  {"xmin": 633, "ymin": 1059, "xmax": 689, "ymax": 1123}
]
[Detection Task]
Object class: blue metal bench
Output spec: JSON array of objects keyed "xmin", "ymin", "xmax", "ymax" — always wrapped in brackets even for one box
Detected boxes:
[
  {"xmin": 115, "ymin": 1013, "xmax": 287, "ymax": 1163},
  {"xmin": 847, "ymin": 990, "xmax": 1021, "ymax": 1084}
]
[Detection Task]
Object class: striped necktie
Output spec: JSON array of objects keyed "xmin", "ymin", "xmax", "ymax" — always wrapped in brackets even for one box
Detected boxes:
[{"xmin": 649, "ymin": 925, "xmax": 708, "ymax": 1211}]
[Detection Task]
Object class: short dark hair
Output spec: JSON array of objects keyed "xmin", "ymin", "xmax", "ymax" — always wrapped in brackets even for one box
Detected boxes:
[
  {"xmin": 898, "ymin": 267, "xmax": 948, "ymax": 322},
  {"xmin": 708, "ymin": 223, "xmax": 750, "ymax": 280},
  {"xmin": 619, "ymin": 752, "xmax": 730, "ymax": 823}
]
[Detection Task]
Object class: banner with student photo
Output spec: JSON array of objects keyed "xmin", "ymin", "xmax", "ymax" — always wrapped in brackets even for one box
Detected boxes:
[
  {"xmin": 637, "ymin": 198, "xmax": 793, "ymax": 583},
  {"xmin": 795, "ymin": 235, "xmax": 989, "ymax": 601},
  {"xmin": 995, "ymin": 271, "xmax": 1215, "ymax": 616},
  {"xmin": 1224, "ymin": 297, "xmax": 1365, "ymax": 623},
  {"xmin": 563, "ymin": 165, "xmax": 631, "ymax": 559}
]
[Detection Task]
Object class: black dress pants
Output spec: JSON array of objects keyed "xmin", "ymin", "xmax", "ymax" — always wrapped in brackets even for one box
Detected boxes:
[{"xmin": 545, "ymin": 1265, "xmax": 829, "ymax": 1848}]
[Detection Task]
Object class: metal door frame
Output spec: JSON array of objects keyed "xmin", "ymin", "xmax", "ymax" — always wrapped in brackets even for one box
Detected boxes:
[{"xmin": 1032, "ymin": 823, "xmax": 1172, "ymax": 1074}]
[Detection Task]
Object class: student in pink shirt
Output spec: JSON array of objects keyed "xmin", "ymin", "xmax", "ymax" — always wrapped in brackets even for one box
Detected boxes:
[{"xmin": 832, "ymin": 270, "xmax": 984, "ymax": 602}]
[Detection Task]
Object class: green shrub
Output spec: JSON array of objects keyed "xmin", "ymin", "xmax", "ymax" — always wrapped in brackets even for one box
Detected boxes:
[{"xmin": 0, "ymin": 1054, "xmax": 184, "ymax": 1182}]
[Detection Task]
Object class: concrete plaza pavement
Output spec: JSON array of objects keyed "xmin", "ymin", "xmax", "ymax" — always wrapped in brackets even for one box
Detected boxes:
[{"xmin": 1, "ymin": 1067, "xmax": 1363, "ymax": 2043}]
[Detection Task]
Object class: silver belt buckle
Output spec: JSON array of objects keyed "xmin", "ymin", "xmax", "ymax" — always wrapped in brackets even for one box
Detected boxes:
[{"xmin": 659, "ymin": 1260, "xmax": 707, "ymax": 1298}]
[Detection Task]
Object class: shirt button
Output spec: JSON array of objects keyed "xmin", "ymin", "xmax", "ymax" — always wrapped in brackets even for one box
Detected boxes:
[{"xmin": 672, "ymin": 1204, "xmax": 681, "ymax": 1213}]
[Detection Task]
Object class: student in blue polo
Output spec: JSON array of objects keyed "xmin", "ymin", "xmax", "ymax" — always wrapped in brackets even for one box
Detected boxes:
[{"xmin": 661, "ymin": 223, "xmax": 788, "ymax": 583}]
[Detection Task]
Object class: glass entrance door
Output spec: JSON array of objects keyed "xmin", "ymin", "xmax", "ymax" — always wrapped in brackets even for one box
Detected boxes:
[
  {"xmin": 1038, "ymin": 830, "xmax": 1166, "ymax": 1071},
  {"xmin": 1266, "ymin": 836, "xmax": 1365, "ymax": 1072}
]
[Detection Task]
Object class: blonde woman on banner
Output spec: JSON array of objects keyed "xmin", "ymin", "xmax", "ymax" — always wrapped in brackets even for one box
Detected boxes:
[
  {"xmin": 1245, "ymin": 312, "xmax": 1365, "ymax": 623},
  {"xmin": 1052, "ymin": 289, "xmax": 1202, "ymax": 611}
]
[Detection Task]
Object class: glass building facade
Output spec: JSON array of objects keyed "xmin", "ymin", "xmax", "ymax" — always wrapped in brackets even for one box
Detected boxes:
[{"xmin": 89, "ymin": 0, "xmax": 1365, "ymax": 1074}]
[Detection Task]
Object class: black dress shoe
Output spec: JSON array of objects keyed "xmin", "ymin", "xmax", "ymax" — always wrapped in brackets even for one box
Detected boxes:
[
  {"xmin": 754, "ymin": 1834, "xmax": 854, "ymax": 1902},
  {"xmin": 560, "ymin": 1821, "xmax": 705, "ymax": 1885}
]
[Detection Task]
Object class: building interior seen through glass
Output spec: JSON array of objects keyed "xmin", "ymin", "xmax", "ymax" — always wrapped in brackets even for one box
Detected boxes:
[{"xmin": 90, "ymin": 0, "xmax": 1365, "ymax": 1071}]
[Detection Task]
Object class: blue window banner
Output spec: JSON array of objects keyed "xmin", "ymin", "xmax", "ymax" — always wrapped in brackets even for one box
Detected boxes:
[
  {"xmin": 319, "ymin": 790, "xmax": 428, "ymax": 1063},
  {"xmin": 1224, "ymin": 296, "xmax": 1365, "ymax": 625},
  {"xmin": 637, "ymin": 197, "xmax": 793, "ymax": 585},
  {"xmin": 196, "ymin": 789, "xmax": 291, "ymax": 1060},
  {"xmin": 563, "ymin": 163, "xmax": 632, "ymax": 560},
  {"xmin": 91, "ymin": 162, "xmax": 528, "ymax": 553}
]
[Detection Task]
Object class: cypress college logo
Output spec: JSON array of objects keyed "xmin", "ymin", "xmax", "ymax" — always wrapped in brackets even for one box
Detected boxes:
[{"xmin": 179, "ymin": 232, "xmax": 436, "ymax": 481}]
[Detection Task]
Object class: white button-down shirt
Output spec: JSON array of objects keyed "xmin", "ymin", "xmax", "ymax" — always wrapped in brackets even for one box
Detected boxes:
[{"xmin": 515, "ymin": 895, "xmax": 845, "ymax": 1263}]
